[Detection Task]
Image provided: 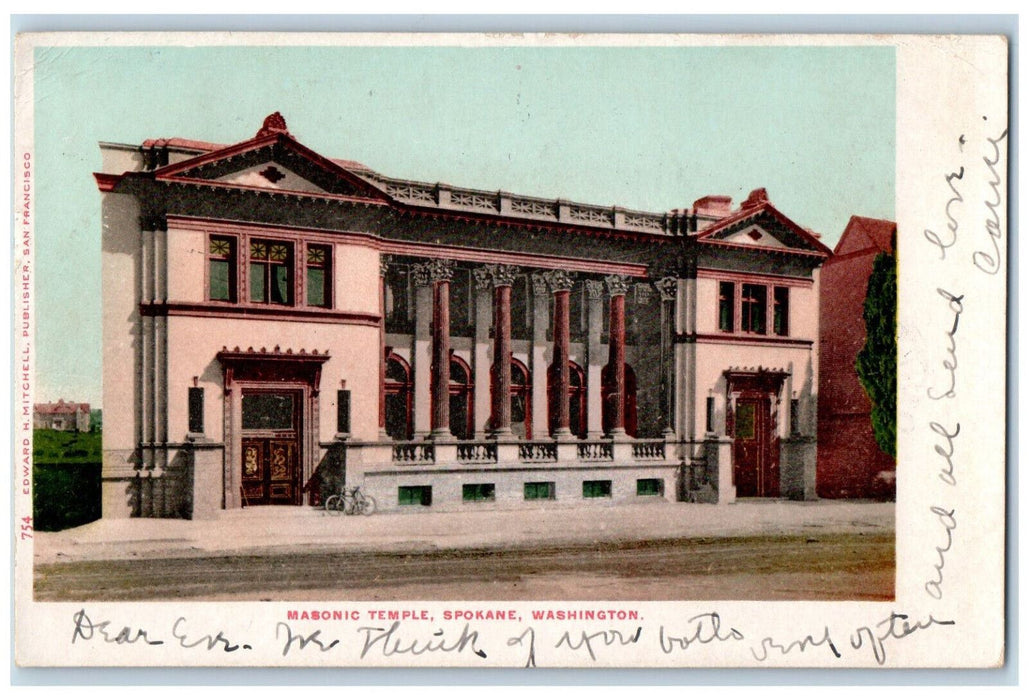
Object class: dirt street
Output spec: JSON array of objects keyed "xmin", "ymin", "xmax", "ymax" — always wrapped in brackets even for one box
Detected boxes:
[{"xmin": 35, "ymin": 532, "xmax": 893, "ymax": 602}]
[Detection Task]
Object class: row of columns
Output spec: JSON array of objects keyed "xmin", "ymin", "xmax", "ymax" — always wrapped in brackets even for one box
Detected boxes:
[{"xmin": 379, "ymin": 256, "xmax": 679, "ymax": 441}]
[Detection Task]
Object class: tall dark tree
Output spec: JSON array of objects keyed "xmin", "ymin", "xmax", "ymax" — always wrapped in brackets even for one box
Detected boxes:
[{"xmin": 856, "ymin": 237, "xmax": 897, "ymax": 458}]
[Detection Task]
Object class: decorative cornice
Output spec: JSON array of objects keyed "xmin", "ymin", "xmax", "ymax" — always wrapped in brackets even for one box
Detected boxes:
[
  {"xmin": 585, "ymin": 279, "xmax": 606, "ymax": 300},
  {"xmin": 604, "ymin": 274, "xmax": 631, "ymax": 297},
  {"xmin": 655, "ymin": 276, "xmax": 678, "ymax": 301},
  {"xmin": 546, "ymin": 270, "xmax": 576, "ymax": 292},
  {"xmin": 140, "ymin": 302, "xmax": 382, "ymax": 327}
]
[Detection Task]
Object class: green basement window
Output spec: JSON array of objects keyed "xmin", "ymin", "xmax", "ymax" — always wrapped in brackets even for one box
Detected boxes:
[
  {"xmin": 462, "ymin": 483, "xmax": 496, "ymax": 502},
  {"xmin": 582, "ymin": 480, "xmax": 612, "ymax": 498},
  {"xmin": 636, "ymin": 478, "xmax": 664, "ymax": 496},
  {"xmin": 398, "ymin": 485, "xmax": 432, "ymax": 506},
  {"xmin": 523, "ymin": 481, "xmax": 555, "ymax": 500}
]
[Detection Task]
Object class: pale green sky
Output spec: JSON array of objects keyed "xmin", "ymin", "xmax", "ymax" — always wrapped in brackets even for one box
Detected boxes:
[{"xmin": 32, "ymin": 45, "xmax": 895, "ymax": 407}]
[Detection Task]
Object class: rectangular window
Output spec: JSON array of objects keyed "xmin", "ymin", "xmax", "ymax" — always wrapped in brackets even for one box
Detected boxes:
[
  {"xmin": 511, "ymin": 275, "xmax": 529, "ymax": 341},
  {"xmin": 208, "ymin": 235, "xmax": 236, "ymax": 301},
  {"xmin": 306, "ymin": 244, "xmax": 331, "ymax": 308},
  {"xmin": 462, "ymin": 483, "xmax": 496, "ymax": 502},
  {"xmin": 337, "ymin": 390, "xmax": 351, "ymax": 434},
  {"xmin": 450, "ymin": 268, "xmax": 472, "ymax": 333},
  {"xmin": 718, "ymin": 282, "xmax": 734, "ymax": 331},
  {"xmin": 524, "ymin": 481, "xmax": 555, "ymax": 500},
  {"xmin": 398, "ymin": 485, "xmax": 433, "ymax": 506},
  {"xmin": 249, "ymin": 239, "xmax": 293, "ymax": 305},
  {"xmin": 706, "ymin": 396, "xmax": 715, "ymax": 434},
  {"xmin": 773, "ymin": 286, "xmax": 790, "ymax": 336},
  {"xmin": 188, "ymin": 387, "xmax": 204, "ymax": 434},
  {"xmin": 791, "ymin": 397, "xmax": 801, "ymax": 435},
  {"xmin": 636, "ymin": 478, "xmax": 664, "ymax": 496},
  {"xmin": 582, "ymin": 480, "xmax": 612, "ymax": 498},
  {"xmin": 385, "ymin": 265, "xmax": 412, "ymax": 333},
  {"xmin": 741, "ymin": 284, "xmax": 767, "ymax": 334}
]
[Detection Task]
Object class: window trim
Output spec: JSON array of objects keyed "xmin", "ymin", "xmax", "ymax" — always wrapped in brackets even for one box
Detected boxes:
[
  {"xmin": 582, "ymin": 479, "xmax": 613, "ymax": 499},
  {"xmin": 717, "ymin": 280, "xmax": 791, "ymax": 338}
]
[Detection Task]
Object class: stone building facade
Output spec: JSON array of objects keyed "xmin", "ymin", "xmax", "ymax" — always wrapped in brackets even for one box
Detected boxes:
[{"xmin": 95, "ymin": 113, "xmax": 830, "ymax": 518}]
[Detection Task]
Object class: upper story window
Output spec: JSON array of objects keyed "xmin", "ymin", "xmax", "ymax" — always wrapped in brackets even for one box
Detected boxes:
[
  {"xmin": 718, "ymin": 281, "xmax": 734, "ymax": 332},
  {"xmin": 208, "ymin": 236, "xmax": 236, "ymax": 302},
  {"xmin": 249, "ymin": 239, "xmax": 293, "ymax": 305},
  {"xmin": 741, "ymin": 284, "xmax": 767, "ymax": 334},
  {"xmin": 773, "ymin": 286, "xmax": 790, "ymax": 336},
  {"xmin": 306, "ymin": 244, "xmax": 331, "ymax": 308},
  {"xmin": 206, "ymin": 233, "xmax": 333, "ymax": 309}
]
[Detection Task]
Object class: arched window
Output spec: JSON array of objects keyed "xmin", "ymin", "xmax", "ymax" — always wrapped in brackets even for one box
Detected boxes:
[
  {"xmin": 449, "ymin": 355, "xmax": 473, "ymax": 440},
  {"xmin": 384, "ymin": 353, "xmax": 413, "ymax": 440},
  {"xmin": 510, "ymin": 359, "xmax": 532, "ymax": 440},
  {"xmin": 601, "ymin": 362, "xmax": 638, "ymax": 438},
  {"xmin": 548, "ymin": 360, "xmax": 587, "ymax": 438}
]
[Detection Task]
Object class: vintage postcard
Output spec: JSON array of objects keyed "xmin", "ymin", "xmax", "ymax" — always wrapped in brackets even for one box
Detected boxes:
[{"xmin": 12, "ymin": 32, "xmax": 1008, "ymax": 669}]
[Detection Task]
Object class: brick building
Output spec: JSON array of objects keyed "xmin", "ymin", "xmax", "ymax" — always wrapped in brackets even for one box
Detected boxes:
[{"xmin": 817, "ymin": 215, "xmax": 896, "ymax": 498}]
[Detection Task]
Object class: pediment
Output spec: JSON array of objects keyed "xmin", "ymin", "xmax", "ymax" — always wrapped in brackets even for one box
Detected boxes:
[
  {"xmin": 699, "ymin": 207, "xmax": 832, "ymax": 257},
  {"xmin": 719, "ymin": 224, "xmax": 788, "ymax": 249},
  {"xmin": 214, "ymin": 162, "xmax": 329, "ymax": 194},
  {"xmin": 152, "ymin": 135, "xmax": 387, "ymax": 201}
]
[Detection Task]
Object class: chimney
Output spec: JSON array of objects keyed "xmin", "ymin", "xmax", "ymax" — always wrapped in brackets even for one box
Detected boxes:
[
  {"xmin": 741, "ymin": 188, "xmax": 769, "ymax": 209},
  {"xmin": 692, "ymin": 195, "xmax": 733, "ymax": 218}
]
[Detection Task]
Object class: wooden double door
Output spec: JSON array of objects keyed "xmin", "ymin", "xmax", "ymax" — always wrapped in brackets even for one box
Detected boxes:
[
  {"xmin": 240, "ymin": 391, "xmax": 302, "ymax": 505},
  {"xmin": 732, "ymin": 395, "xmax": 780, "ymax": 497}
]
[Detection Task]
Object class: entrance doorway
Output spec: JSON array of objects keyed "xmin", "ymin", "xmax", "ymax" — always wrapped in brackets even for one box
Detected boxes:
[
  {"xmin": 240, "ymin": 391, "xmax": 301, "ymax": 505},
  {"xmin": 732, "ymin": 396, "xmax": 777, "ymax": 497},
  {"xmin": 725, "ymin": 368, "xmax": 787, "ymax": 498}
]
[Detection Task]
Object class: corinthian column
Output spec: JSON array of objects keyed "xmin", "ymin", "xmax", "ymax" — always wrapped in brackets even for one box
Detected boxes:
[
  {"xmin": 606, "ymin": 275, "xmax": 630, "ymax": 438},
  {"xmin": 415, "ymin": 259, "xmax": 455, "ymax": 440},
  {"xmin": 486, "ymin": 264, "xmax": 518, "ymax": 437},
  {"xmin": 548, "ymin": 270, "xmax": 575, "ymax": 438}
]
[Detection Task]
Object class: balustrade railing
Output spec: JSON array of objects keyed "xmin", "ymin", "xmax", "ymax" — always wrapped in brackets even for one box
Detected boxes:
[
  {"xmin": 518, "ymin": 441, "xmax": 558, "ymax": 462},
  {"xmin": 456, "ymin": 442, "xmax": 498, "ymax": 463},
  {"xmin": 391, "ymin": 442, "xmax": 435, "ymax": 465},
  {"xmin": 632, "ymin": 440, "xmax": 666, "ymax": 461},
  {"xmin": 577, "ymin": 441, "xmax": 614, "ymax": 461}
]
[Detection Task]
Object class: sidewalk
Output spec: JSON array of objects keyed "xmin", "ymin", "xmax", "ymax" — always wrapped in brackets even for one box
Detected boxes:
[{"xmin": 32, "ymin": 499, "xmax": 894, "ymax": 566}]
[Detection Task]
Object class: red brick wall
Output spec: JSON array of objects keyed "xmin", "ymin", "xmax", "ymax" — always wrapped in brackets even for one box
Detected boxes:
[{"xmin": 817, "ymin": 224, "xmax": 895, "ymax": 498}]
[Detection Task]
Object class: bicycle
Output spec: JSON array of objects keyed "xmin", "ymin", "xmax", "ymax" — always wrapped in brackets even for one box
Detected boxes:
[{"xmin": 325, "ymin": 485, "xmax": 377, "ymax": 516}]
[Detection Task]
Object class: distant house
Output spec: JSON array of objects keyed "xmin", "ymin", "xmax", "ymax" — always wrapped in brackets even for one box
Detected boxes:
[
  {"xmin": 817, "ymin": 216, "xmax": 896, "ymax": 498},
  {"xmin": 34, "ymin": 399, "xmax": 91, "ymax": 432}
]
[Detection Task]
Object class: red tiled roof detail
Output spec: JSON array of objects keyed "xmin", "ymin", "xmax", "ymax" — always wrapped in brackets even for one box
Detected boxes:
[{"xmin": 34, "ymin": 400, "xmax": 90, "ymax": 415}]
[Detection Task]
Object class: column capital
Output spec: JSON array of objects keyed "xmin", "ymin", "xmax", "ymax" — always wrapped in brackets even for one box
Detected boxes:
[
  {"xmin": 412, "ymin": 258, "xmax": 455, "ymax": 286},
  {"xmin": 473, "ymin": 266, "xmax": 493, "ymax": 291},
  {"xmin": 379, "ymin": 255, "xmax": 392, "ymax": 277},
  {"xmin": 585, "ymin": 279, "xmax": 606, "ymax": 300},
  {"xmin": 531, "ymin": 272, "xmax": 550, "ymax": 296},
  {"xmin": 634, "ymin": 282, "xmax": 654, "ymax": 305},
  {"xmin": 546, "ymin": 270, "xmax": 576, "ymax": 292},
  {"xmin": 487, "ymin": 263, "xmax": 520, "ymax": 287},
  {"xmin": 605, "ymin": 274, "xmax": 631, "ymax": 297},
  {"xmin": 655, "ymin": 276, "xmax": 678, "ymax": 301}
]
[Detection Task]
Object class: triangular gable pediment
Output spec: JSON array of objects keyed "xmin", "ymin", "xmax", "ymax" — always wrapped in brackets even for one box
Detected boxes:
[
  {"xmin": 214, "ymin": 162, "xmax": 329, "ymax": 194},
  {"xmin": 719, "ymin": 224, "xmax": 788, "ymax": 249},
  {"xmin": 150, "ymin": 133, "xmax": 387, "ymax": 201},
  {"xmin": 698, "ymin": 205, "xmax": 833, "ymax": 257}
]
